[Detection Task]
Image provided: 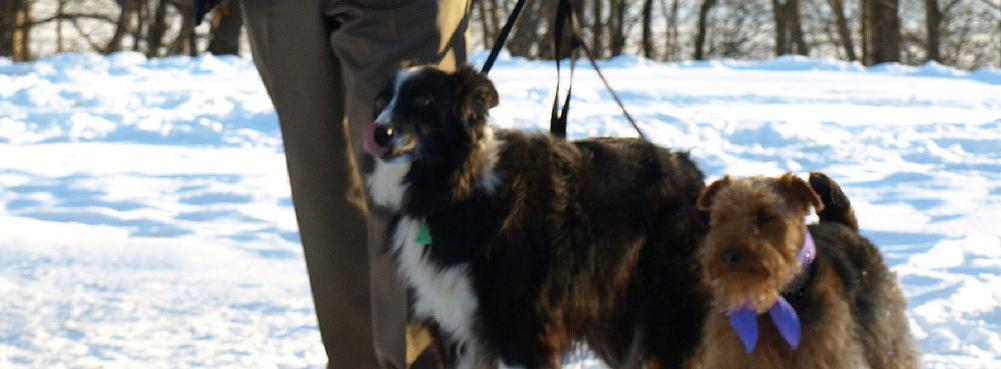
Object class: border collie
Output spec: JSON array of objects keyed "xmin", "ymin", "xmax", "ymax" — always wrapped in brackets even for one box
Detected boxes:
[{"xmin": 362, "ymin": 66, "xmax": 708, "ymax": 369}]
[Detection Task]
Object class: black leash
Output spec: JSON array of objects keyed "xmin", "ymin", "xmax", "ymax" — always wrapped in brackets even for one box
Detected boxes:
[
  {"xmin": 552, "ymin": 0, "xmax": 702, "ymax": 233},
  {"xmin": 550, "ymin": 0, "xmax": 576, "ymax": 138},
  {"xmin": 548, "ymin": 0, "xmax": 646, "ymax": 141},
  {"xmin": 480, "ymin": 0, "xmax": 704, "ymax": 233},
  {"xmin": 480, "ymin": 0, "xmax": 529, "ymax": 75}
]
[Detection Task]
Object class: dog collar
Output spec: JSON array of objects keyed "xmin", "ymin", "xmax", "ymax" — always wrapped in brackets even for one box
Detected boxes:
[{"xmin": 727, "ymin": 230, "xmax": 816, "ymax": 353}]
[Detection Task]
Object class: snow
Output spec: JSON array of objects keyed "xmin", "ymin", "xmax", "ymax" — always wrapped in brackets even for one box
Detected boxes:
[{"xmin": 2, "ymin": 51, "xmax": 1000, "ymax": 368}]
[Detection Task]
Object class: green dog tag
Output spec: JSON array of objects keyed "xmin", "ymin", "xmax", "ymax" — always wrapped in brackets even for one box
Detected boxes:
[{"xmin": 415, "ymin": 223, "xmax": 432, "ymax": 245}]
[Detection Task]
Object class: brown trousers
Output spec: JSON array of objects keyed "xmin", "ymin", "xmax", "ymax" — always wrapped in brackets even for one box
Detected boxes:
[{"xmin": 240, "ymin": 1, "xmax": 470, "ymax": 369}]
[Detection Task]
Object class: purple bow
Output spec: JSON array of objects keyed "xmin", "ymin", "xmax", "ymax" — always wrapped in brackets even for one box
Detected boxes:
[{"xmin": 727, "ymin": 230, "xmax": 816, "ymax": 353}]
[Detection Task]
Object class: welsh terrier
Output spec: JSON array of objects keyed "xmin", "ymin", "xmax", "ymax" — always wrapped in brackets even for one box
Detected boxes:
[{"xmin": 692, "ymin": 172, "xmax": 917, "ymax": 369}]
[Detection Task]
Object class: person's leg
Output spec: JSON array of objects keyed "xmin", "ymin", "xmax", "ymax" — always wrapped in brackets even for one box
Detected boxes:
[
  {"xmin": 241, "ymin": 1, "xmax": 378, "ymax": 369},
  {"xmin": 243, "ymin": 0, "xmax": 470, "ymax": 368},
  {"xmin": 324, "ymin": 1, "xmax": 470, "ymax": 369}
]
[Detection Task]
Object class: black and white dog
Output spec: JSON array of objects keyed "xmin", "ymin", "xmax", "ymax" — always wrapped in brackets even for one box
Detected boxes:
[{"xmin": 362, "ymin": 66, "xmax": 708, "ymax": 369}]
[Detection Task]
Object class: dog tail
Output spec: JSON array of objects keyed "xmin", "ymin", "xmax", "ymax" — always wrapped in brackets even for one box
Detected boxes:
[{"xmin": 809, "ymin": 172, "xmax": 859, "ymax": 231}]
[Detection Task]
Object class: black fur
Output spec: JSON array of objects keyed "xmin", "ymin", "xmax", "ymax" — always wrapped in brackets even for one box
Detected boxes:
[
  {"xmin": 364, "ymin": 66, "xmax": 709, "ymax": 369},
  {"xmin": 794, "ymin": 174, "xmax": 914, "ymax": 367}
]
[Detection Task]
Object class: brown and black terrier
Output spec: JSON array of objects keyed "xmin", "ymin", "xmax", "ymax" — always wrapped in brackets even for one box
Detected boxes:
[{"xmin": 692, "ymin": 172, "xmax": 917, "ymax": 369}]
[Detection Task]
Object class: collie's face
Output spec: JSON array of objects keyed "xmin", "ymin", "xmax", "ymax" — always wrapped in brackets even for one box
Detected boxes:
[{"xmin": 363, "ymin": 65, "xmax": 499, "ymax": 163}]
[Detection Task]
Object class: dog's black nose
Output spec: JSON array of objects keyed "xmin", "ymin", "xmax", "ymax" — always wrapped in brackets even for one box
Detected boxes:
[
  {"xmin": 374, "ymin": 125, "xmax": 394, "ymax": 147},
  {"xmin": 721, "ymin": 249, "xmax": 742, "ymax": 267}
]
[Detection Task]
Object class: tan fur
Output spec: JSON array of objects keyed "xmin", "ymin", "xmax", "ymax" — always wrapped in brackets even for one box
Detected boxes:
[
  {"xmin": 699, "ymin": 175, "xmax": 816, "ymax": 312},
  {"xmin": 694, "ymin": 173, "xmax": 917, "ymax": 369},
  {"xmin": 698, "ymin": 262, "xmax": 863, "ymax": 369}
]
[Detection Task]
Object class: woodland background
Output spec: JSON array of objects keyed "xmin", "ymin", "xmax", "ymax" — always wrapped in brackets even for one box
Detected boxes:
[{"xmin": 0, "ymin": 0, "xmax": 999, "ymax": 69}]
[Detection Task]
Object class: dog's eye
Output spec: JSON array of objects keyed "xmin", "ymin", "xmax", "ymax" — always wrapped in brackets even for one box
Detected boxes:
[
  {"xmin": 375, "ymin": 97, "xmax": 388, "ymax": 110},
  {"xmin": 755, "ymin": 211, "xmax": 771, "ymax": 225},
  {"xmin": 414, "ymin": 96, "xmax": 433, "ymax": 107}
]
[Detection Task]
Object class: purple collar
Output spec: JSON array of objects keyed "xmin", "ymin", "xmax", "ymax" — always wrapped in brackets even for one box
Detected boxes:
[{"xmin": 727, "ymin": 230, "xmax": 816, "ymax": 353}]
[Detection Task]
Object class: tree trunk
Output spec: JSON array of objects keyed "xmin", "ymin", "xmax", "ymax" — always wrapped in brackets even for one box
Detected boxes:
[
  {"xmin": 788, "ymin": 0, "xmax": 808, "ymax": 55},
  {"xmin": 772, "ymin": 0, "xmax": 789, "ymax": 55},
  {"xmin": 147, "ymin": 0, "xmax": 168, "ymax": 57},
  {"xmin": 661, "ymin": 0, "xmax": 680, "ymax": 61},
  {"xmin": 106, "ymin": 0, "xmax": 136, "ymax": 53},
  {"xmin": 487, "ymin": 0, "xmax": 500, "ymax": 37},
  {"xmin": 924, "ymin": 0, "xmax": 942, "ymax": 62},
  {"xmin": 535, "ymin": 0, "xmax": 557, "ymax": 60},
  {"xmin": 133, "ymin": 0, "xmax": 146, "ymax": 51},
  {"xmin": 694, "ymin": 0, "xmax": 718, "ymax": 60},
  {"xmin": 0, "ymin": 0, "xmax": 31, "ymax": 61},
  {"xmin": 0, "ymin": 0, "xmax": 19, "ymax": 58},
  {"xmin": 507, "ymin": 0, "xmax": 541, "ymax": 57},
  {"xmin": 169, "ymin": 0, "xmax": 196, "ymax": 56},
  {"xmin": 609, "ymin": 0, "xmax": 627, "ymax": 56},
  {"xmin": 826, "ymin": 0, "xmax": 857, "ymax": 60},
  {"xmin": 486, "ymin": 0, "xmax": 498, "ymax": 42},
  {"xmin": 475, "ymin": 0, "xmax": 490, "ymax": 50},
  {"xmin": 207, "ymin": 0, "xmax": 243, "ymax": 56},
  {"xmin": 862, "ymin": 0, "xmax": 900, "ymax": 65},
  {"xmin": 56, "ymin": 0, "xmax": 65, "ymax": 52},
  {"xmin": 15, "ymin": 0, "xmax": 29, "ymax": 61},
  {"xmin": 772, "ymin": 0, "xmax": 808, "ymax": 56},
  {"xmin": 591, "ymin": 0, "xmax": 603, "ymax": 58},
  {"xmin": 642, "ymin": 0, "xmax": 654, "ymax": 58}
]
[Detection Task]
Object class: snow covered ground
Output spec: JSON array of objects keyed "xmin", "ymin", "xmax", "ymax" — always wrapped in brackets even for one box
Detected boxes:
[{"xmin": 1, "ymin": 52, "xmax": 999, "ymax": 368}]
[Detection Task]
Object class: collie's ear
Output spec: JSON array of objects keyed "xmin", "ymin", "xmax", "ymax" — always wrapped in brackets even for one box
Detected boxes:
[
  {"xmin": 452, "ymin": 66, "xmax": 499, "ymax": 123},
  {"xmin": 697, "ymin": 176, "xmax": 733, "ymax": 211}
]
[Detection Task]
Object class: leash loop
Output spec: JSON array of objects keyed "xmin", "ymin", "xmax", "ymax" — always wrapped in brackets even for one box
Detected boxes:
[{"xmin": 479, "ymin": 0, "xmax": 705, "ymax": 233}]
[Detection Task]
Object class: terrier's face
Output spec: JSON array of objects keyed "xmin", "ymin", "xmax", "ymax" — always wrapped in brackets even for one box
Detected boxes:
[{"xmin": 696, "ymin": 174, "xmax": 823, "ymax": 313}]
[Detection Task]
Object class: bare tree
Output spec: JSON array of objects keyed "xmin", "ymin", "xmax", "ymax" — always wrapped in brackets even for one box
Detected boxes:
[
  {"xmin": 862, "ymin": 0, "xmax": 901, "ymax": 65},
  {"xmin": 19, "ymin": 0, "xmax": 29, "ymax": 59},
  {"xmin": 609, "ymin": 0, "xmax": 628, "ymax": 56},
  {"xmin": 106, "ymin": 0, "xmax": 137, "ymax": 53},
  {"xmin": 590, "ymin": 0, "xmax": 604, "ymax": 58},
  {"xmin": 924, "ymin": 0, "xmax": 964, "ymax": 62},
  {"xmin": 147, "ymin": 0, "xmax": 169, "ymax": 57},
  {"xmin": 487, "ymin": 0, "xmax": 501, "ymax": 40},
  {"xmin": 133, "ymin": 0, "xmax": 147, "ymax": 51},
  {"xmin": 507, "ymin": 0, "xmax": 544, "ymax": 57},
  {"xmin": 1, "ymin": 1, "xmax": 18, "ymax": 58},
  {"xmin": 663, "ymin": 0, "xmax": 681, "ymax": 60},
  {"xmin": 168, "ymin": 0, "xmax": 197, "ymax": 56},
  {"xmin": 56, "ymin": 0, "xmax": 66, "ymax": 52},
  {"xmin": 772, "ymin": 0, "xmax": 809, "ymax": 55},
  {"xmin": 826, "ymin": 0, "xmax": 858, "ymax": 60},
  {"xmin": 642, "ymin": 0, "xmax": 655, "ymax": 58},
  {"xmin": 695, "ymin": 0, "xmax": 719, "ymax": 60}
]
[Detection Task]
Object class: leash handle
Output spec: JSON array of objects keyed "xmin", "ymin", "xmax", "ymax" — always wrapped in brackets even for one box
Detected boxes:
[
  {"xmin": 479, "ymin": 0, "xmax": 706, "ymax": 234},
  {"xmin": 480, "ymin": 0, "xmax": 529, "ymax": 75},
  {"xmin": 550, "ymin": 0, "xmax": 577, "ymax": 138}
]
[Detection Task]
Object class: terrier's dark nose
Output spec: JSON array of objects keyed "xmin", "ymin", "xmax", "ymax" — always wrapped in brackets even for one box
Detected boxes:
[
  {"xmin": 374, "ymin": 125, "xmax": 394, "ymax": 146},
  {"xmin": 721, "ymin": 249, "xmax": 742, "ymax": 267}
]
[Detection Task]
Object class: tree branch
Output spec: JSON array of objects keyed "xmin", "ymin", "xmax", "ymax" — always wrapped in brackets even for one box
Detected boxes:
[
  {"xmin": 69, "ymin": 17, "xmax": 107, "ymax": 51},
  {"xmin": 22, "ymin": 13, "xmax": 118, "ymax": 28}
]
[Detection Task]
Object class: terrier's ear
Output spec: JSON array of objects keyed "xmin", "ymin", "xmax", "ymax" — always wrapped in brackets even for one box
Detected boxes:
[
  {"xmin": 778, "ymin": 173, "xmax": 824, "ymax": 212},
  {"xmin": 697, "ymin": 176, "xmax": 734, "ymax": 211},
  {"xmin": 452, "ymin": 65, "xmax": 499, "ymax": 124}
]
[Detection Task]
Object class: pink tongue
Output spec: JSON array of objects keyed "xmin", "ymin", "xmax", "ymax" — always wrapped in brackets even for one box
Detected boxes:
[{"xmin": 363, "ymin": 123, "xmax": 390, "ymax": 157}]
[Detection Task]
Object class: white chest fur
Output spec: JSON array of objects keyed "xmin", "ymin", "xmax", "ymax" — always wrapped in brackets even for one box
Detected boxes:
[
  {"xmin": 366, "ymin": 159, "xmax": 411, "ymax": 210},
  {"xmin": 392, "ymin": 217, "xmax": 478, "ymax": 343}
]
